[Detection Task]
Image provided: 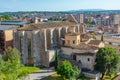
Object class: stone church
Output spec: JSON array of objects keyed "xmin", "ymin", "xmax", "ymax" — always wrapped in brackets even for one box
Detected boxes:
[
  {"xmin": 13, "ymin": 14, "xmax": 86, "ymax": 67},
  {"xmin": 13, "ymin": 14, "xmax": 104, "ymax": 70}
]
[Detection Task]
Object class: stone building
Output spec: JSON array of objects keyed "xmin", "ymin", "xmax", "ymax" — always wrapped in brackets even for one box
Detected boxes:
[
  {"xmin": 12, "ymin": 14, "xmax": 105, "ymax": 70},
  {"xmin": 114, "ymin": 24, "xmax": 120, "ymax": 33},
  {"xmin": 113, "ymin": 14, "xmax": 120, "ymax": 33},
  {"xmin": 61, "ymin": 26, "xmax": 105, "ymax": 70},
  {"xmin": 14, "ymin": 19, "xmax": 83, "ymax": 67},
  {"xmin": 114, "ymin": 14, "xmax": 120, "ymax": 25},
  {"xmin": 79, "ymin": 14, "xmax": 84, "ymax": 24},
  {"xmin": 0, "ymin": 25, "xmax": 19, "ymax": 53}
]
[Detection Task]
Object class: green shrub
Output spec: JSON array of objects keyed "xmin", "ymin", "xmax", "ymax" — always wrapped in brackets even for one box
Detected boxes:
[{"xmin": 0, "ymin": 47, "xmax": 40, "ymax": 80}]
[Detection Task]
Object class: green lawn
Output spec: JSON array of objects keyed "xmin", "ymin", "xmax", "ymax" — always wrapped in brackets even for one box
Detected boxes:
[
  {"xmin": 0, "ymin": 66, "xmax": 40, "ymax": 80},
  {"xmin": 42, "ymin": 73, "xmax": 91, "ymax": 80},
  {"xmin": 41, "ymin": 74, "xmax": 65, "ymax": 80},
  {"xmin": 78, "ymin": 76, "xmax": 91, "ymax": 80},
  {"xmin": 18, "ymin": 66, "xmax": 40, "ymax": 78},
  {"xmin": 19, "ymin": 66, "xmax": 40, "ymax": 73},
  {"xmin": 102, "ymin": 74, "xmax": 118, "ymax": 80}
]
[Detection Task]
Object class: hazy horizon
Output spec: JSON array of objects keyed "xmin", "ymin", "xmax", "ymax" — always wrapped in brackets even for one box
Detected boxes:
[{"xmin": 0, "ymin": 0, "xmax": 120, "ymax": 12}]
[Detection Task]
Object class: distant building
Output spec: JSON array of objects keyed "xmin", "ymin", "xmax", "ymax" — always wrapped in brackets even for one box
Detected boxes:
[
  {"xmin": 0, "ymin": 25, "xmax": 19, "ymax": 53},
  {"xmin": 113, "ymin": 14, "xmax": 120, "ymax": 33},
  {"xmin": 114, "ymin": 14, "xmax": 120, "ymax": 25},
  {"xmin": 0, "ymin": 20, "xmax": 29, "ymax": 27},
  {"xmin": 76, "ymin": 14, "xmax": 84, "ymax": 24},
  {"xmin": 114, "ymin": 24, "xmax": 120, "ymax": 33},
  {"xmin": 79, "ymin": 14, "xmax": 84, "ymax": 24},
  {"xmin": 0, "ymin": 20, "xmax": 28, "ymax": 53}
]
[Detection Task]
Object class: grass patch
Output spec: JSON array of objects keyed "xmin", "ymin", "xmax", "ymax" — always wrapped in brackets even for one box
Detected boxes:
[
  {"xmin": 102, "ymin": 73, "xmax": 118, "ymax": 80},
  {"xmin": 78, "ymin": 74, "xmax": 91, "ymax": 80},
  {"xmin": 37, "ymin": 65, "xmax": 47, "ymax": 69},
  {"xmin": 18, "ymin": 66, "xmax": 40, "ymax": 78},
  {"xmin": 41, "ymin": 74, "xmax": 64, "ymax": 80},
  {"xmin": 42, "ymin": 73, "xmax": 91, "ymax": 80},
  {"xmin": 78, "ymin": 76, "xmax": 91, "ymax": 80},
  {"xmin": 20, "ymin": 66, "xmax": 40, "ymax": 73}
]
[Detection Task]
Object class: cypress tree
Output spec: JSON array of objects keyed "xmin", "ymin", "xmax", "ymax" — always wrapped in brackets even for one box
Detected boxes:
[
  {"xmin": 101, "ymin": 33, "xmax": 104, "ymax": 42},
  {"xmin": 54, "ymin": 49, "xmax": 59, "ymax": 70}
]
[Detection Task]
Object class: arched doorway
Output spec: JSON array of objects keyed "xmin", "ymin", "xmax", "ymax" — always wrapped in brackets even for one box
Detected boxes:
[
  {"xmin": 78, "ymin": 60, "xmax": 82, "ymax": 71},
  {"xmin": 73, "ymin": 54, "xmax": 76, "ymax": 61}
]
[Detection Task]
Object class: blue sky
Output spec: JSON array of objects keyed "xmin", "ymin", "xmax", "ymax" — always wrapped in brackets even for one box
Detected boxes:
[{"xmin": 0, "ymin": 0, "xmax": 120, "ymax": 12}]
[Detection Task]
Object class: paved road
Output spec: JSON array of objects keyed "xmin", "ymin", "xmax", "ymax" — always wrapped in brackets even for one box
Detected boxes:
[{"xmin": 24, "ymin": 67, "xmax": 56, "ymax": 80}]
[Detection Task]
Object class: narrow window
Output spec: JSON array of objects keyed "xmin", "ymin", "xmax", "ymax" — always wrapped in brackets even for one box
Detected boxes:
[
  {"xmin": 73, "ymin": 40, "xmax": 75, "ymax": 44},
  {"xmin": 88, "ymin": 58, "xmax": 90, "ymax": 61}
]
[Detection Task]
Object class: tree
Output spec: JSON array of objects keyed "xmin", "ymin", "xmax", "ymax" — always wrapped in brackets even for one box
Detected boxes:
[
  {"xmin": 0, "ymin": 55, "xmax": 5, "ymax": 79},
  {"xmin": 3, "ymin": 47, "xmax": 21, "ymax": 62},
  {"xmin": 0, "ymin": 47, "xmax": 34, "ymax": 80},
  {"xmin": 0, "ymin": 15, "xmax": 12, "ymax": 20},
  {"xmin": 0, "ymin": 55, "xmax": 3, "ymax": 73},
  {"xmin": 1, "ymin": 47, "xmax": 21, "ymax": 80},
  {"xmin": 0, "ymin": 53, "xmax": 21, "ymax": 80},
  {"xmin": 95, "ymin": 46, "xmax": 120, "ymax": 79},
  {"xmin": 101, "ymin": 33, "xmax": 104, "ymax": 42},
  {"xmin": 54, "ymin": 49, "xmax": 59, "ymax": 70},
  {"xmin": 57, "ymin": 60, "xmax": 80, "ymax": 80},
  {"xmin": 1, "ymin": 60, "xmax": 21, "ymax": 80}
]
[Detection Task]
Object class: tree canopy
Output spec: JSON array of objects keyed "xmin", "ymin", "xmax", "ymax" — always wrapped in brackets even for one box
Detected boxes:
[
  {"xmin": 0, "ymin": 47, "xmax": 21, "ymax": 80},
  {"xmin": 0, "ymin": 47, "xmax": 39, "ymax": 80},
  {"xmin": 0, "ymin": 15, "xmax": 12, "ymax": 20},
  {"xmin": 57, "ymin": 60, "xmax": 80, "ymax": 79},
  {"xmin": 95, "ymin": 46, "xmax": 120, "ymax": 79},
  {"xmin": 3, "ymin": 47, "xmax": 21, "ymax": 62}
]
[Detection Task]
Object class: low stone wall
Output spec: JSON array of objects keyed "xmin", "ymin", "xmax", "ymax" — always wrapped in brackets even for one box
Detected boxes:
[{"xmin": 82, "ymin": 70, "xmax": 100, "ymax": 80}]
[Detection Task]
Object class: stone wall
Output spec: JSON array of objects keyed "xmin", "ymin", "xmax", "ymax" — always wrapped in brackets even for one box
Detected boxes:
[
  {"xmin": 61, "ymin": 47, "xmax": 97, "ymax": 56},
  {"xmin": 21, "ymin": 31, "xmax": 28, "ymax": 64},
  {"xmin": 76, "ymin": 55, "xmax": 95, "ymax": 70},
  {"xmin": 32, "ymin": 30, "xmax": 41, "ymax": 66},
  {"xmin": 14, "ymin": 24, "xmax": 81, "ymax": 66},
  {"xmin": 82, "ymin": 71, "xmax": 100, "ymax": 80}
]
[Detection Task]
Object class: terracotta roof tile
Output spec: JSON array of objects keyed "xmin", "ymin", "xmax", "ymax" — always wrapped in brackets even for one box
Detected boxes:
[
  {"xmin": 64, "ymin": 43, "xmax": 98, "ymax": 50},
  {"xmin": 18, "ymin": 21, "xmax": 76, "ymax": 31},
  {"xmin": 88, "ymin": 40, "xmax": 102, "ymax": 45},
  {"xmin": 80, "ymin": 33, "xmax": 91, "ymax": 39}
]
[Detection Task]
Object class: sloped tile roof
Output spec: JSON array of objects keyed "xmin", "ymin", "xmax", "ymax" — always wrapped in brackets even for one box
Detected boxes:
[
  {"xmin": 88, "ymin": 40, "xmax": 102, "ymax": 45},
  {"xmin": 64, "ymin": 43, "xmax": 98, "ymax": 50},
  {"xmin": 18, "ymin": 21, "xmax": 76, "ymax": 31}
]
